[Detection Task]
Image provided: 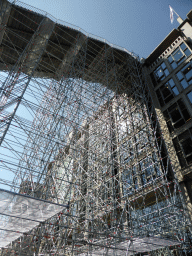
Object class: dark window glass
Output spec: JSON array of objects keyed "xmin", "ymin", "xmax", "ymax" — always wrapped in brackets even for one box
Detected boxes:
[
  {"xmin": 168, "ymin": 103, "xmax": 177, "ymax": 112},
  {"xmin": 178, "ymin": 130, "xmax": 190, "ymax": 141},
  {"xmin": 178, "ymin": 99, "xmax": 186, "ymax": 110},
  {"xmin": 163, "ymin": 110, "xmax": 169, "ymax": 121},
  {"xmin": 186, "ymin": 155, "xmax": 192, "ymax": 165},
  {"xmin": 177, "ymin": 99, "xmax": 191, "ymax": 121},
  {"xmin": 173, "ymin": 138, "xmax": 187, "ymax": 168},
  {"xmin": 173, "ymin": 138, "xmax": 181, "ymax": 152},
  {"xmin": 167, "ymin": 121, "xmax": 174, "ymax": 132},
  {"xmin": 164, "ymin": 95, "xmax": 174, "ymax": 103},
  {"xmin": 161, "ymin": 87, "xmax": 172, "ymax": 98},
  {"xmin": 173, "ymin": 129, "xmax": 192, "ymax": 168},
  {"xmin": 174, "ymin": 119, "xmax": 185, "ymax": 128},
  {"xmin": 156, "ymin": 89, "xmax": 164, "ymax": 106},
  {"xmin": 182, "ymin": 109, "xmax": 191, "ymax": 121},
  {"xmin": 164, "ymin": 99, "xmax": 190, "ymax": 131},
  {"xmin": 177, "ymin": 151, "xmax": 187, "ymax": 168},
  {"xmin": 150, "ymin": 73, "xmax": 157, "ymax": 87},
  {"xmin": 170, "ymin": 109, "xmax": 182, "ymax": 122},
  {"xmin": 181, "ymin": 138, "xmax": 192, "ymax": 156},
  {"xmin": 157, "ymin": 79, "xmax": 179, "ymax": 106}
]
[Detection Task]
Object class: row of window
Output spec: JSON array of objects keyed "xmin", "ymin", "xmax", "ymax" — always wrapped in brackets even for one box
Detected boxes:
[
  {"xmin": 152, "ymin": 62, "xmax": 169, "ymax": 85},
  {"xmin": 152, "ymin": 42, "xmax": 191, "ymax": 86},
  {"xmin": 120, "ymin": 126, "xmax": 154, "ymax": 164},
  {"xmin": 168, "ymin": 42, "xmax": 191, "ymax": 69},
  {"xmin": 176, "ymin": 59, "xmax": 192, "ymax": 89},
  {"xmin": 154, "ymin": 62, "xmax": 192, "ymax": 110},
  {"xmin": 150, "ymin": 42, "xmax": 192, "ymax": 170},
  {"xmin": 122, "ymin": 153, "xmax": 161, "ymax": 196}
]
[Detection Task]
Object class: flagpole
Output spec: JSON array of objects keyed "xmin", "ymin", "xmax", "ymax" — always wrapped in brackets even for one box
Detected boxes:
[{"xmin": 172, "ymin": 8, "xmax": 179, "ymax": 18}]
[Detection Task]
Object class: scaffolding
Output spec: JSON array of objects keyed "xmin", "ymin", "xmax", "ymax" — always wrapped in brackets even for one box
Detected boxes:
[{"xmin": 0, "ymin": 0, "xmax": 192, "ymax": 255}]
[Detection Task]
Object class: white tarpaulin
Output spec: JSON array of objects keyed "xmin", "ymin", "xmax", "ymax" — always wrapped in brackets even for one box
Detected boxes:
[
  {"xmin": 79, "ymin": 237, "xmax": 180, "ymax": 255},
  {"xmin": 0, "ymin": 189, "xmax": 67, "ymax": 248}
]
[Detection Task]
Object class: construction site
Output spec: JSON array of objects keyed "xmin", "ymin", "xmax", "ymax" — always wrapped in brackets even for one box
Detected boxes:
[{"xmin": 0, "ymin": 0, "xmax": 192, "ymax": 255}]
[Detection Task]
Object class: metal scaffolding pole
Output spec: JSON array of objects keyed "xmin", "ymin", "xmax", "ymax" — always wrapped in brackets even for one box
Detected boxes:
[{"xmin": 0, "ymin": 0, "xmax": 191, "ymax": 255}]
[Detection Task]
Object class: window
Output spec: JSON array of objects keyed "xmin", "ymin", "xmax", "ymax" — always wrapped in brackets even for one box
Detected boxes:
[
  {"xmin": 163, "ymin": 99, "xmax": 191, "ymax": 132},
  {"xmin": 121, "ymin": 139, "xmax": 134, "ymax": 164},
  {"xmin": 122, "ymin": 169, "xmax": 134, "ymax": 196},
  {"xmin": 176, "ymin": 59, "xmax": 192, "ymax": 89},
  {"xmin": 139, "ymin": 154, "xmax": 161, "ymax": 186},
  {"xmin": 168, "ymin": 42, "xmax": 191, "ymax": 69},
  {"xmin": 151, "ymin": 62, "xmax": 169, "ymax": 86},
  {"xmin": 156, "ymin": 78, "xmax": 179, "ymax": 107},
  {"xmin": 187, "ymin": 91, "xmax": 192, "ymax": 104},
  {"xmin": 131, "ymin": 108, "xmax": 145, "ymax": 129},
  {"xmin": 123, "ymin": 153, "xmax": 162, "ymax": 194},
  {"xmin": 122, "ymin": 166, "xmax": 139, "ymax": 195},
  {"xmin": 118, "ymin": 119, "xmax": 131, "ymax": 140},
  {"xmin": 173, "ymin": 128, "xmax": 192, "ymax": 168},
  {"xmin": 135, "ymin": 128, "xmax": 149, "ymax": 156}
]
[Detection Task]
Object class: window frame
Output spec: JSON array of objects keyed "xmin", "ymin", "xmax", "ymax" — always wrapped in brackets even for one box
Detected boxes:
[
  {"xmin": 176, "ymin": 59, "xmax": 192, "ymax": 90},
  {"xmin": 168, "ymin": 42, "xmax": 191, "ymax": 70},
  {"xmin": 156, "ymin": 78, "xmax": 179, "ymax": 107},
  {"xmin": 163, "ymin": 98, "xmax": 191, "ymax": 132},
  {"xmin": 151, "ymin": 62, "xmax": 169, "ymax": 85}
]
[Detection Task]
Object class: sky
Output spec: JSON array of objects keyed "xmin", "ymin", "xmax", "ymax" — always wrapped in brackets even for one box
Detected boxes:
[{"xmin": 16, "ymin": 0, "xmax": 192, "ymax": 59}]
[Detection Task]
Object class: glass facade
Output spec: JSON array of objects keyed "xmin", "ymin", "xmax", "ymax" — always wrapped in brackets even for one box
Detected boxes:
[
  {"xmin": 176, "ymin": 59, "xmax": 192, "ymax": 89},
  {"xmin": 151, "ymin": 62, "xmax": 169, "ymax": 86},
  {"xmin": 151, "ymin": 40, "xmax": 192, "ymax": 170},
  {"xmin": 168, "ymin": 42, "xmax": 191, "ymax": 69}
]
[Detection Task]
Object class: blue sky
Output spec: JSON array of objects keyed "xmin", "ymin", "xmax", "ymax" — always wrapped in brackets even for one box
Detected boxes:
[{"xmin": 17, "ymin": 0, "xmax": 192, "ymax": 59}]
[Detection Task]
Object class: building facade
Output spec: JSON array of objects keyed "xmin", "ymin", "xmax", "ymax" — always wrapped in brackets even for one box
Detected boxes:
[{"xmin": 143, "ymin": 9, "xmax": 192, "ymax": 220}]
